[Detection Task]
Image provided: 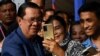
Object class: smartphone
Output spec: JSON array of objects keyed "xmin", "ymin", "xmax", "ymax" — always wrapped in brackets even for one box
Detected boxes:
[
  {"xmin": 81, "ymin": 46, "xmax": 98, "ymax": 55},
  {"xmin": 43, "ymin": 23, "xmax": 54, "ymax": 39}
]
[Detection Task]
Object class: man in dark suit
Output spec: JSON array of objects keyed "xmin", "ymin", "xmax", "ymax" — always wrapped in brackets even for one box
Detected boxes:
[{"xmin": 1, "ymin": 2, "xmax": 45, "ymax": 56}]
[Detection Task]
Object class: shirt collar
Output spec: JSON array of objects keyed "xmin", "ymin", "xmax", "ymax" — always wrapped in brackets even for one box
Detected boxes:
[{"xmin": 82, "ymin": 38, "xmax": 96, "ymax": 48}]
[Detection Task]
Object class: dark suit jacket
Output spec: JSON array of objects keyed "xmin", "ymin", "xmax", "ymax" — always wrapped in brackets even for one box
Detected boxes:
[{"xmin": 1, "ymin": 27, "xmax": 45, "ymax": 56}]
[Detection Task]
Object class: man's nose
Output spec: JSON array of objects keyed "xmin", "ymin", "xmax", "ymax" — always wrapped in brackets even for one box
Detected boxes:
[
  {"xmin": 77, "ymin": 34, "xmax": 82, "ymax": 39},
  {"xmin": 6, "ymin": 11, "xmax": 10, "ymax": 15},
  {"xmin": 83, "ymin": 22, "xmax": 88, "ymax": 29},
  {"xmin": 32, "ymin": 21, "xmax": 38, "ymax": 25}
]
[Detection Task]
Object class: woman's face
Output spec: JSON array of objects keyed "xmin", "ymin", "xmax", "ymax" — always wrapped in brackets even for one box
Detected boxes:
[
  {"xmin": 72, "ymin": 24, "xmax": 86, "ymax": 42},
  {"xmin": 53, "ymin": 20, "xmax": 65, "ymax": 43}
]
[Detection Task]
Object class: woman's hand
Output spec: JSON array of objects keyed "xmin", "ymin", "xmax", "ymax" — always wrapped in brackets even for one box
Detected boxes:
[{"xmin": 42, "ymin": 39, "xmax": 65, "ymax": 56}]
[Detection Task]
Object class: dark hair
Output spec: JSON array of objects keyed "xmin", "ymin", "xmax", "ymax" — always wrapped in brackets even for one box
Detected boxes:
[
  {"xmin": 18, "ymin": 2, "xmax": 42, "ymax": 18},
  {"xmin": 55, "ymin": 10, "xmax": 70, "ymax": 25},
  {"xmin": 78, "ymin": 1, "xmax": 100, "ymax": 20},
  {"xmin": 55, "ymin": 11, "xmax": 69, "ymax": 17},
  {"xmin": 0, "ymin": 0, "xmax": 16, "ymax": 11},
  {"xmin": 45, "ymin": 15, "xmax": 67, "ymax": 32}
]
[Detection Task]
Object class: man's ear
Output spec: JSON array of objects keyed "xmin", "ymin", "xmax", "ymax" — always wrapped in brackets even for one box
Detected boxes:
[{"xmin": 17, "ymin": 16, "xmax": 22, "ymax": 25}]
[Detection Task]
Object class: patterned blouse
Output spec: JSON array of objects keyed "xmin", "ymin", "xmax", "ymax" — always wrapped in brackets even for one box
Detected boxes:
[{"xmin": 59, "ymin": 37, "xmax": 85, "ymax": 56}]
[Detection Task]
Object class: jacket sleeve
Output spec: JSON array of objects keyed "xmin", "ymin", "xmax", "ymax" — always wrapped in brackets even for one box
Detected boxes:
[{"xmin": 1, "ymin": 41, "xmax": 25, "ymax": 56}]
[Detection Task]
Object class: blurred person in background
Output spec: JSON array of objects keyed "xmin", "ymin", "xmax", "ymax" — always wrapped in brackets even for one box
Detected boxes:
[
  {"xmin": 0, "ymin": 0, "xmax": 17, "ymax": 54},
  {"xmin": 0, "ymin": 0, "xmax": 17, "ymax": 38},
  {"xmin": 43, "ymin": 8, "xmax": 55, "ymax": 22}
]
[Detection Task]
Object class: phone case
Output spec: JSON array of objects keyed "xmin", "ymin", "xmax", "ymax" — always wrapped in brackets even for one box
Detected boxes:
[{"xmin": 43, "ymin": 24, "xmax": 54, "ymax": 39}]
